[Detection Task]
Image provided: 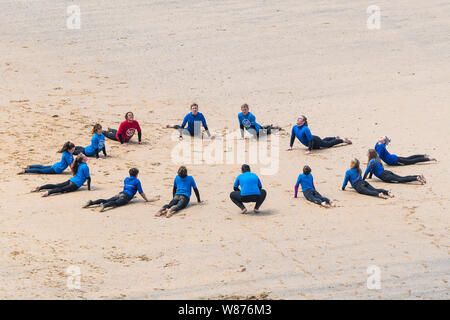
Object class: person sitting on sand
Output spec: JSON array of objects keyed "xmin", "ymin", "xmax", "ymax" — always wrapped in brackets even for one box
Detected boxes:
[
  {"xmin": 83, "ymin": 168, "xmax": 159, "ymax": 212},
  {"xmin": 31, "ymin": 154, "xmax": 91, "ymax": 197},
  {"xmin": 166, "ymin": 103, "xmax": 214, "ymax": 139},
  {"xmin": 375, "ymin": 136, "xmax": 436, "ymax": 166},
  {"xmin": 342, "ymin": 158, "xmax": 393, "ymax": 199},
  {"xmin": 230, "ymin": 164, "xmax": 267, "ymax": 214},
  {"xmin": 287, "ymin": 115, "xmax": 352, "ymax": 154},
  {"xmin": 103, "ymin": 111, "xmax": 142, "ymax": 145},
  {"xmin": 238, "ymin": 103, "xmax": 281, "ymax": 139},
  {"xmin": 156, "ymin": 166, "xmax": 201, "ymax": 218},
  {"xmin": 18, "ymin": 141, "xmax": 75, "ymax": 175},
  {"xmin": 73, "ymin": 124, "xmax": 107, "ymax": 159},
  {"xmin": 364, "ymin": 149, "xmax": 426, "ymax": 184},
  {"xmin": 294, "ymin": 165, "xmax": 335, "ymax": 208}
]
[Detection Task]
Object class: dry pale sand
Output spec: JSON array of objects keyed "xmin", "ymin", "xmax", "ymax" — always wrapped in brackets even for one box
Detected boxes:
[{"xmin": 0, "ymin": 0, "xmax": 448, "ymax": 299}]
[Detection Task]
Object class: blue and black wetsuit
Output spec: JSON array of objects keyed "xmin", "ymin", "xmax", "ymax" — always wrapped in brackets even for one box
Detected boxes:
[
  {"xmin": 364, "ymin": 159, "xmax": 419, "ymax": 183},
  {"xmin": 290, "ymin": 125, "xmax": 343, "ymax": 150},
  {"xmin": 294, "ymin": 173, "xmax": 330, "ymax": 205},
  {"xmin": 230, "ymin": 171, "xmax": 267, "ymax": 210},
  {"xmin": 24, "ymin": 151, "xmax": 74, "ymax": 174},
  {"xmin": 375, "ymin": 142, "xmax": 430, "ymax": 166},
  {"xmin": 174, "ymin": 112, "xmax": 211, "ymax": 137},
  {"xmin": 87, "ymin": 176, "xmax": 143, "ymax": 209},
  {"xmin": 74, "ymin": 133, "xmax": 107, "ymax": 159},
  {"xmin": 343, "ymin": 167, "xmax": 388, "ymax": 197},
  {"xmin": 238, "ymin": 112, "xmax": 278, "ymax": 139}
]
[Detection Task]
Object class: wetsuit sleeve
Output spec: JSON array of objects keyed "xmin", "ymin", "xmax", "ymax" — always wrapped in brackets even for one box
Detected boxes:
[
  {"xmin": 102, "ymin": 146, "xmax": 107, "ymax": 156},
  {"xmin": 193, "ymin": 188, "xmax": 201, "ymax": 202},
  {"xmin": 172, "ymin": 185, "xmax": 177, "ymax": 197},
  {"xmin": 240, "ymin": 124, "xmax": 245, "ymax": 138},
  {"xmin": 86, "ymin": 177, "xmax": 91, "ymax": 190},
  {"xmin": 290, "ymin": 127, "xmax": 296, "ymax": 147},
  {"xmin": 138, "ymin": 131, "xmax": 142, "ymax": 142},
  {"xmin": 294, "ymin": 185, "xmax": 299, "ymax": 198},
  {"xmin": 181, "ymin": 115, "xmax": 188, "ymax": 128},
  {"xmin": 95, "ymin": 149, "xmax": 99, "ymax": 159},
  {"xmin": 136, "ymin": 121, "xmax": 142, "ymax": 133},
  {"xmin": 305, "ymin": 127, "xmax": 313, "ymax": 151},
  {"xmin": 258, "ymin": 178, "xmax": 262, "ymax": 189},
  {"xmin": 342, "ymin": 172, "xmax": 349, "ymax": 190},
  {"xmin": 363, "ymin": 163, "xmax": 371, "ymax": 180},
  {"xmin": 202, "ymin": 115, "xmax": 211, "ymax": 136},
  {"xmin": 133, "ymin": 181, "xmax": 141, "ymax": 194}
]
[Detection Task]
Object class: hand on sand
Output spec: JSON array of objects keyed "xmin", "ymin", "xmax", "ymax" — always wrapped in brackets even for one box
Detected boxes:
[
  {"xmin": 179, "ymin": 136, "xmax": 183, "ymax": 141},
  {"xmin": 286, "ymin": 147, "xmax": 293, "ymax": 151},
  {"xmin": 305, "ymin": 151, "xmax": 312, "ymax": 155}
]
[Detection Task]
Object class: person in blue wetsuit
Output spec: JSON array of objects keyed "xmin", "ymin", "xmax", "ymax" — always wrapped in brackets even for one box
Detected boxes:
[
  {"xmin": 287, "ymin": 115, "xmax": 352, "ymax": 154},
  {"xmin": 294, "ymin": 165, "xmax": 334, "ymax": 208},
  {"xmin": 230, "ymin": 164, "xmax": 267, "ymax": 214},
  {"xmin": 375, "ymin": 136, "xmax": 436, "ymax": 166},
  {"xmin": 156, "ymin": 166, "xmax": 201, "ymax": 218},
  {"xmin": 238, "ymin": 104, "xmax": 281, "ymax": 139},
  {"xmin": 363, "ymin": 149, "xmax": 426, "ymax": 184},
  {"xmin": 166, "ymin": 103, "xmax": 214, "ymax": 139},
  {"xmin": 74, "ymin": 124, "xmax": 107, "ymax": 159},
  {"xmin": 18, "ymin": 141, "xmax": 75, "ymax": 174},
  {"xmin": 83, "ymin": 168, "xmax": 159, "ymax": 212},
  {"xmin": 31, "ymin": 154, "xmax": 92, "ymax": 197},
  {"xmin": 342, "ymin": 158, "xmax": 393, "ymax": 199}
]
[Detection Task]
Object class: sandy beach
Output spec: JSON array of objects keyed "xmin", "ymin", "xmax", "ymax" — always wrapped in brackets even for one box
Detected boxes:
[{"xmin": 0, "ymin": 0, "xmax": 448, "ymax": 299}]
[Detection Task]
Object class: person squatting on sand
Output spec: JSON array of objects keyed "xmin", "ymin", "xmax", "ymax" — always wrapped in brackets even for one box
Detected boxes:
[
  {"xmin": 156, "ymin": 166, "xmax": 201, "ymax": 218},
  {"xmin": 364, "ymin": 149, "xmax": 426, "ymax": 184},
  {"xmin": 342, "ymin": 158, "xmax": 393, "ymax": 199},
  {"xmin": 287, "ymin": 115, "xmax": 352, "ymax": 154},
  {"xmin": 238, "ymin": 104, "xmax": 281, "ymax": 139},
  {"xmin": 375, "ymin": 136, "xmax": 436, "ymax": 166},
  {"xmin": 73, "ymin": 124, "xmax": 107, "ymax": 159},
  {"xmin": 103, "ymin": 111, "xmax": 142, "ymax": 144},
  {"xmin": 230, "ymin": 164, "xmax": 267, "ymax": 214},
  {"xmin": 83, "ymin": 168, "xmax": 159, "ymax": 212},
  {"xmin": 31, "ymin": 154, "xmax": 91, "ymax": 197},
  {"xmin": 166, "ymin": 103, "xmax": 214, "ymax": 140},
  {"xmin": 18, "ymin": 141, "xmax": 75, "ymax": 175},
  {"xmin": 294, "ymin": 165, "xmax": 335, "ymax": 208}
]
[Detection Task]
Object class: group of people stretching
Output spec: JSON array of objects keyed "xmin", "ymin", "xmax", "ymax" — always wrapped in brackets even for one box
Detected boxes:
[{"xmin": 18, "ymin": 104, "xmax": 437, "ymax": 214}]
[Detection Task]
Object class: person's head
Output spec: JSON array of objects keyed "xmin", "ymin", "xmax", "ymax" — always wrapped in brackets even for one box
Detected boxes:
[
  {"xmin": 368, "ymin": 149, "xmax": 379, "ymax": 162},
  {"xmin": 241, "ymin": 103, "xmax": 249, "ymax": 115},
  {"xmin": 71, "ymin": 154, "xmax": 87, "ymax": 175},
  {"xmin": 350, "ymin": 158, "xmax": 361, "ymax": 174},
  {"xmin": 58, "ymin": 141, "xmax": 75, "ymax": 153},
  {"xmin": 378, "ymin": 136, "xmax": 390, "ymax": 145},
  {"xmin": 125, "ymin": 111, "xmax": 134, "ymax": 122},
  {"xmin": 92, "ymin": 123, "xmax": 102, "ymax": 134},
  {"xmin": 190, "ymin": 103, "xmax": 199, "ymax": 115},
  {"xmin": 177, "ymin": 166, "xmax": 187, "ymax": 178},
  {"xmin": 297, "ymin": 115, "xmax": 308, "ymax": 126},
  {"xmin": 241, "ymin": 164, "xmax": 251, "ymax": 173},
  {"xmin": 129, "ymin": 168, "xmax": 139, "ymax": 177},
  {"xmin": 303, "ymin": 165, "xmax": 311, "ymax": 175}
]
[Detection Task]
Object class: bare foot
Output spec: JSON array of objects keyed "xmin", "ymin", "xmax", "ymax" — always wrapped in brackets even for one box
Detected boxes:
[
  {"xmin": 99, "ymin": 204, "xmax": 105, "ymax": 212},
  {"xmin": 253, "ymin": 208, "xmax": 260, "ymax": 213},
  {"xmin": 343, "ymin": 138, "xmax": 352, "ymax": 144},
  {"xmin": 330, "ymin": 201, "xmax": 337, "ymax": 207},
  {"xmin": 166, "ymin": 209, "xmax": 176, "ymax": 218},
  {"xmin": 420, "ymin": 174, "xmax": 427, "ymax": 184},
  {"xmin": 428, "ymin": 157, "xmax": 436, "ymax": 161},
  {"xmin": 388, "ymin": 191, "xmax": 395, "ymax": 198},
  {"xmin": 379, "ymin": 193, "xmax": 389, "ymax": 199},
  {"xmin": 17, "ymin": 170, "xmax": 25, "ymax": 175},
  {"xmin": 31, "ymin": 186, "xmax": 40, "ymax": 193},
  {"xmin": 82, "ymin": 200, "xmax": 92, "ymax": 208},
  {"xmin": 240, "ymin": 208, "xmax": 248, "ymax": 214},
  {"xmin": 335, "ymin": 136, "xmax": 340, "ymax": 139},
  {"xmin": 155, "ymin": 208, "xmax": 167, "ymax": 217},
  {"xmin": 321, "ymin": 202, "xmax": 331, "ymax": 208},
  {"xmin": 41, "ymin": 191, "xmax": 49, "ymax": 197}
]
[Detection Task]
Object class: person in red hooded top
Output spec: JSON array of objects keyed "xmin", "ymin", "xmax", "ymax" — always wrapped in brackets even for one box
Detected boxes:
[{"xmin": 104, "ymin": 111, "xmax": 142, "ymax": 144}]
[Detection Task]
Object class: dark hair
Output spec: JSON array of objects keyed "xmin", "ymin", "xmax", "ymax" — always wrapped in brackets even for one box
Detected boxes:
[
  {"xmin": 301, "ymin": 115, "xmax": 308, "ymax": 126},
  {"xmin": 368, "ymin": 149, "xmax": 380, "ymax": 163},
  {"xmin": 241, "ymin": 164, "xmax": 251, "ymax": 173},
  {"xmin": 125, "ymin": 111, "xmax": 134, "ymax": 120},
  {"xmin": 92, "ymin": 123, "xmax": 102, "ymax": 134},
  {"xmin": 178, "ymin": 166, "xmax": 187, "ymax": 178},
  {"xmin": 190, "ymin": 103, "xmax": 198, "ymax": 109},
  {"xmin": 58, "ymin": 141, "xmax": 75, "ymax": 153},
  {"xmin": 303, "ymin": 165, "xmax": 311, "ymax": 175},
  {"xmin": 241, "ymin": 103, "xmax": 249, "ymax": 109},
  {"xmin": 129, "ymin": 168, "xmax": 139, "ymax": 177},
  {"xmin": 71, "ymin": 154, "xmax": 85, "ymax": 176}
]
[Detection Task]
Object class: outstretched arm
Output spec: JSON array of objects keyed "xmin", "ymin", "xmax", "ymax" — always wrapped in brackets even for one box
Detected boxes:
[{"xmin": 193, "ymin": 188, "xmax": 201, "ymax": 202}]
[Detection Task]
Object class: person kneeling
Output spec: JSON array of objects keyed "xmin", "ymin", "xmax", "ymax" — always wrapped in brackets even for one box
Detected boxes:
[{"xmin": 230, "ymin": 164, "xmax": 267, "ymax": 214}]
